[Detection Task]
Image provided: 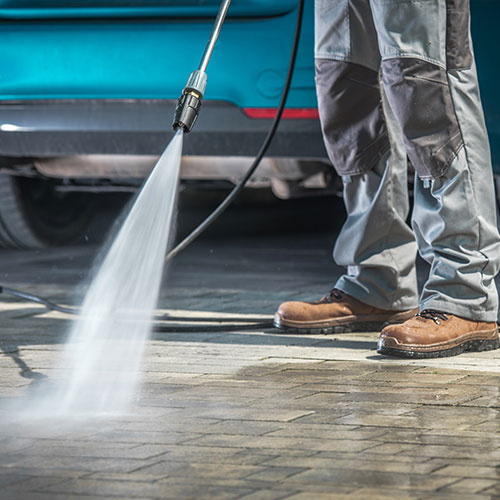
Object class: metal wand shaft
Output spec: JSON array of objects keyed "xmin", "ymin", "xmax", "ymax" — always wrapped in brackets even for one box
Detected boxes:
[{"xmin": 198, "ymin": 0, "xmax": 232, "ymax": 73}]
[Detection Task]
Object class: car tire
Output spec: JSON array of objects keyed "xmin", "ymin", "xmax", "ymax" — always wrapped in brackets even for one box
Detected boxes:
[{"xmin": 0, "ymin": 173, "xmax": 95, "ymax": 248}]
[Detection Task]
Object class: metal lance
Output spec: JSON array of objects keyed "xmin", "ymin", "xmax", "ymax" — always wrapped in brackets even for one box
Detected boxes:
[{"xmin": 172, "ymin": 0, "xmax": 232, "ymax": 133}]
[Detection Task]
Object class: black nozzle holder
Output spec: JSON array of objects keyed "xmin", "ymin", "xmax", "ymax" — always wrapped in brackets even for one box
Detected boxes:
[{"xmin": 172, "ymin": 70, "xmax": 208, "ymax": 133}]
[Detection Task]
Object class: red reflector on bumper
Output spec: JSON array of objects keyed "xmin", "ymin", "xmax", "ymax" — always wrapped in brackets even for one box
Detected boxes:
[{"xmin": 242, "ymin": 108, "xmax": 320, "ymax": 120}]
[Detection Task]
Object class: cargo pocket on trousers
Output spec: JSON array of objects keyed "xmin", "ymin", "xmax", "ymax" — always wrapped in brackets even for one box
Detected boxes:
[
  {"xmin": 446, "ymin": 0, "xmax": 473, "ymax": 71},
  {"xmin": 382, "ymin": 57, "xmax": 464, "ymax": 180},
  {"xmin": 316, "ymin": 59, "xmax": 390, "ymax": 177}
]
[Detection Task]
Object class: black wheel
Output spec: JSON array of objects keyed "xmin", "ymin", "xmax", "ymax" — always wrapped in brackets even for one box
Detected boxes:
[{"xmin": 0, "ymin": 173, "xmax": 95, "ymax": 248}]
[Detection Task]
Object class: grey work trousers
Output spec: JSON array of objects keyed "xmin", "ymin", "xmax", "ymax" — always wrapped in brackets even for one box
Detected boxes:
[{"xmin": 315, "ymin": 0, "xmax": 500, "ymax": 321}]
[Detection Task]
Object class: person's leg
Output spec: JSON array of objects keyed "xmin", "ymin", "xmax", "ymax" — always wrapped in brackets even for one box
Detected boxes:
[
  {"xmin": 274, "ymin": 0, "xmax": 419, "ymax": 333},
  {"xmin": 332, "ymin": 87, "xmax": 418, "ymax": 312},
  {"xmin": 370, "ymin": 0, "xmax": 500, "ymax": 356},
  {"xmin": 316, "ymin": 0, "xmax": 419, "ymax": 311},
  {"xmin": 411, "ymin": 54, "xmax": 500, "ymax": 321}
]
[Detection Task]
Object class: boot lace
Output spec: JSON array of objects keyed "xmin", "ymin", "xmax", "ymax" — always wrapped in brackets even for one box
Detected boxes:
[
  {"xmin": 325, "ymin": 289, "xmax": 344, "ymax": 303},
  {"xmin": 417, "ymin": 309, "xmax": 449, "ymax": 325}
]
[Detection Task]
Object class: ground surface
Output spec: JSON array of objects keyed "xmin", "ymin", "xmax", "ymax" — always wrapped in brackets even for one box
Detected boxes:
[{"xmin": 1, "ymin": 195, "xmax": 500, "ymax": 499}]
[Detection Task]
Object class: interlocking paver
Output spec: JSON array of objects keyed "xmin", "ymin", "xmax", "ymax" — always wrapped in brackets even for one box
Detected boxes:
[
  {"xmin": 439, "ymin": 477, "xmax": 499, "ymax": 493},
  {"xmin": 243, "ymin": 466, "xmax": 306, "ymax": 482},
  {"xmin": 431, "ymin": 464, "xmax": 500, "ymax": 479},
  {"xmin": 235, "ymin": 490, "xmax": 296, "ymax": 500},
  {"xmin": 133, "ymin": 461, "xmax": 265, "ymax": 480},
  {"xmin": 185, "ymin": 434, "xmax": 376, "ymax": 453},
  {"xmin": 207, "ymin": 420, "xmax": 284, "ymax": 436},
  {"xmin": 340, "ymin": 488, "xmax": 424, "ymax": 499},
  {"xmin": 265, "ymin": 456, "xmax": 440, "ymax": 475},
  {"xmin": 262, "ymin": 423, "xmax": 386, "ymax": 441},
  {"xmin": 284, "ymin": 467, "xmax": 458, "ymax": 491},
  {"xmin": 38, "ymin": 477, "xmax": 253, "ymax": 499},
  {"xmin": 277, "ymin": 491, "xmax": 354, "ymax": 499},
  {"xmin": 417, "ymin": 495, "xmax": 492, "ymax": 500},
  {"xmin": 2, "ymin": 494, "xmax": 156, "ymax": 500},
  {"xmin": 2, "ymin": 234, "xmax": 500, "ymax": 499}
]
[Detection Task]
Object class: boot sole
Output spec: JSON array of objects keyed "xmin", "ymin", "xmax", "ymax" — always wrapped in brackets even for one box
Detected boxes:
[
  {"xmin": 378, "ymin": 337, "xmax": 500, "ymax": 359},
  {"xmin": 274, "ymin": 320, "xmax": 388, "ymax": 334},
  {"xmin": 273, "ymin": 312, "xmax": 416, "ymax": 334}
]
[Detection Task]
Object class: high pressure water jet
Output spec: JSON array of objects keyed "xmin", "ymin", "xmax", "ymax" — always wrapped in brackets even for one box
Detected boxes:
[
  {"xmin": 0, "ymin": 0, "xmax": 307, "ymax": 418},
  {"xmin": 0, "ymin": 0, "xmax": 307, "ymax": 421},
  {"xmin": 1, "ymin": 0, "xmax": 239, "ymax": 418}
]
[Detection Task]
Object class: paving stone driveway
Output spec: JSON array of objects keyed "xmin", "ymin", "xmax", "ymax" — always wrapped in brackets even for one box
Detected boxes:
[{"xmin": 1, "ymin": 233, "xmax": 500, "ymax": 499}]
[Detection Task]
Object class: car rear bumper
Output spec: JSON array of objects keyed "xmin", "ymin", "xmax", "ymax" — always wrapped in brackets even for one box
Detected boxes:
[{"xmin": 0, "ymin": 99, "xmax": 327, "ymax": 159}]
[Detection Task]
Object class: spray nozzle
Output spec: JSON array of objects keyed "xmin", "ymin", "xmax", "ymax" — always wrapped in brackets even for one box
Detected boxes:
[{"xmin": 172, "ymin": 70, "xmax": 207, "ymax": 133}]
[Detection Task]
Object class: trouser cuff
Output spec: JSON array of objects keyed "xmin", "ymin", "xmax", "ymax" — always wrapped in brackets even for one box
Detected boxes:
[{"xmin": 335, "ymin": 277, "xmax": 419, "ymax": 312}]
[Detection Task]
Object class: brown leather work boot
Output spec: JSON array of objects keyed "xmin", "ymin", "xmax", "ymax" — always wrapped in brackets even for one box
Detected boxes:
[
  {"xmin": 378, "ymin": 309, "xmax": 500, "ymax": 358},
  {"xmin": 274, "ymin": 289, "xmax": 418, "ymax": 334}
]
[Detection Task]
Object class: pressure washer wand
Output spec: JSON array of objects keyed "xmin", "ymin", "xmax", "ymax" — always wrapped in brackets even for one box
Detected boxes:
[{"xmin": 172, "ymin": 0, "xmax": 232, "ymax": 133}]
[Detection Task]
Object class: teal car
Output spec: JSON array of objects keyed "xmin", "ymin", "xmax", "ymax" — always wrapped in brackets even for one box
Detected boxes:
[
  {"xmin": 0, "ymin": 0, "xmax": 325, "ymax": 248},
  {"xmin": 0, "ymin": 0, "xmax": 497, "ymax": 247}
]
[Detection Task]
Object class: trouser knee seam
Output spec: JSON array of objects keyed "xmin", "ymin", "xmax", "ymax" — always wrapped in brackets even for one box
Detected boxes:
[{"xmin": 445, "ymin": 71, "xmax": 489, "ymax": 292}]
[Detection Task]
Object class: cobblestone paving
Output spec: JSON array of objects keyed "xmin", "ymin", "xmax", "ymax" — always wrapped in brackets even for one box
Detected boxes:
[{"xmin": 1, "ymin": 234, "xmax": 500, "ymax": 499}]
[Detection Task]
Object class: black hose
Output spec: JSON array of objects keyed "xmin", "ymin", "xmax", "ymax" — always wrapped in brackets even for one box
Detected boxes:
[
  {"xmin": 0, "ymin": 285, "xmax": 275, "ymax": 328},
  {"xmin": 0, "ymin": 286, "xmax": 79, "ymax": 315},
  {"xmin": 0, "ymin": 0, "xmax": 306, "ymax": 318},
  {"xmin": 166, "ymin": 0, "xmax": 305, "ymax": 260}
]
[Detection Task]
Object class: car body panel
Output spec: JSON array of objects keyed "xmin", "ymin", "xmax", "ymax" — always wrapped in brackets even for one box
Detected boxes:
[
  {"xmin": 0, "ymin": 0, "xmax": 297, "ymax": 19},
  {"xmin": 0, "ymin": 2, "xmax": 314, "ymax": 108}
]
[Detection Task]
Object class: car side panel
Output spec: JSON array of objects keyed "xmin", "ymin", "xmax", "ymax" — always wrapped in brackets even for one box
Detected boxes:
[{"xmin": 0, "ymin": 2, "xmax": 315, "ymax": 109}]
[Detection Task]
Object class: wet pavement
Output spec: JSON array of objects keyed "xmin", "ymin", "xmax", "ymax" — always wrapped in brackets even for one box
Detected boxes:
[{"xmin": 1, "ymin": 218, "xmax": 500, "ymax": 498}]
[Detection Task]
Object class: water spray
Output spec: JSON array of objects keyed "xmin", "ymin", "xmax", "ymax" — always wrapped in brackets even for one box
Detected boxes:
[{"xmin": 0, "ymin": 0, "xmax": 306, "ymax": 420}]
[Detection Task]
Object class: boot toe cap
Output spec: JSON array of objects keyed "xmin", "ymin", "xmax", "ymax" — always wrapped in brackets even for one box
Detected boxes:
[
  {"xmin": 377, "ymin": 331, "xmax": 402, "ymax": 349},
  {"xmin": 379, "ymin": 324, "xmax": 420, "ymax": 348},
  {"xmin": 275, "ymin": 301, "xmax": 308, "ymax": 322}
]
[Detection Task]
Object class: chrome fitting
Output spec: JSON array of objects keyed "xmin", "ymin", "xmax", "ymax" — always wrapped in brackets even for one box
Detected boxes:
[
  {"xmin": 185, "ymin": 70, "xmax": 207, "ymax": 97},
  {"xmin": 172, "ymin": 71, "xmax": 208, "ymax": 133}
]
